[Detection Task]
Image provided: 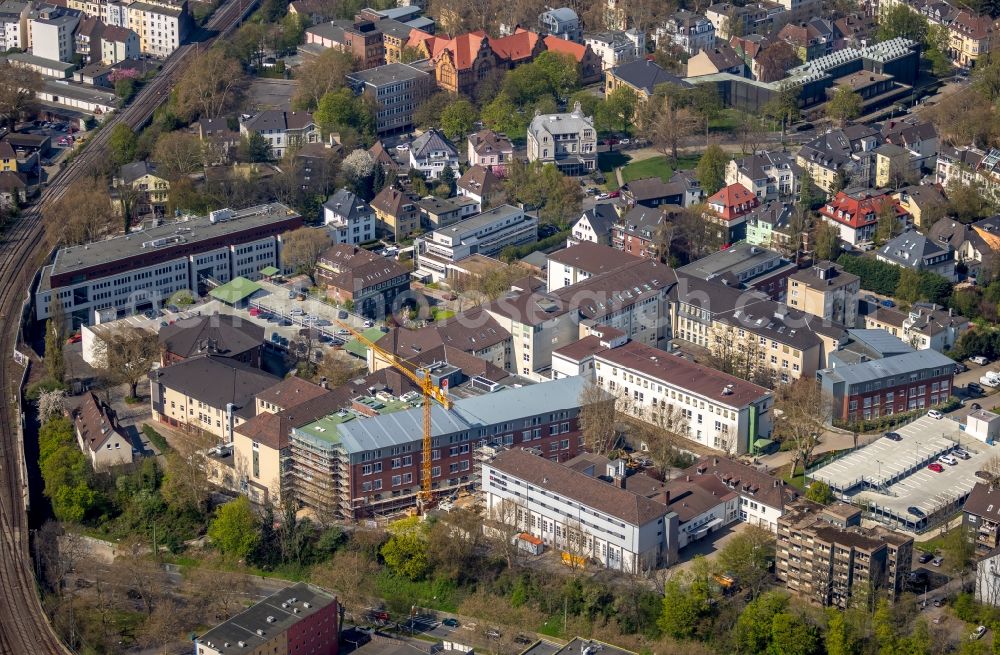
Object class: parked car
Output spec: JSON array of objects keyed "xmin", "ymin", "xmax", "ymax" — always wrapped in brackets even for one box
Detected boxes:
[
  {"xmin": 918, "ymin": 551, "xmax": 934, "ymax": 564},
  {"xmin": 364, "ymin": 319, "xmax": 374, "ymax": 328},
  {"xmin": 880, "ymin": 299, "xmax": 896, "ymax": 308},
  {"xmin": 596, "ymin": 192, "xmax": 609, "ymax": 200},
  {"xmin": 608, "ymin": 190, "xmax": 621, "ymax": 198},
  {"xmin": 442, "ymin": 618, "xmax": 459, "ymax": 628},
  {"xmin": 927, "ymin": 409, "xmax": 943, "ymax": 419},
  {"xmin": 956, "ymin": 362, "xmax": 968, "ymax": 372},
  {"xmin": 968, "ymin": 382, "xmax": 983, "ymax": 394},
  {"xmin": 928, "ymin": 463, "xmax": 944, "ymax": 472},
  {"xmin": 972, "ymin": 626, "xmax": 987, "ymax": 641},
  {"xmin": 864, "ymin": 294, "xmax": 878, "ymax": 304},
  {"xmin": 395, "ymin": 143, "xmax": 409, "ymax": 151},
  {"xmin": 514, "ymin": 635, "xmax": 533, "ymax": 645},
  {"xmin": 65, "ymin": 332, "xmax": 82, "ymax": 344},
  {"xmin": 795, "ymin": 122, "xmax": 814, "ymax": 132},
  {"xmin": 932, "ymin": 556, "xmax": 944, "ymax": 567},
  {"xmin": 954, "ymin": 448, "xmax": 972, "ymax": 460},
  {"xmin": 884, "ymin": 431, "xmax": 902, "ymax": 441},
  {"xmin": 972, "ymin": 403, "xmax": 982, "ymax": 410},
  {"xmin": 972, "ymin": 356, "xmax": 990, "ymax": 365},
  {"xmin": 938, "ymin": 454, "xmax": 958, "ymax": 466},
  {"xmin": 485, "ymin": 629, "xmax": 502, "ymax": 639},
  {"xmin": 908, "ymin": 506, "xmax": 926, "ymax": 518},
  {"xmin": 289, "ymin": 308, "xmax": 304, "ymax": 316}
]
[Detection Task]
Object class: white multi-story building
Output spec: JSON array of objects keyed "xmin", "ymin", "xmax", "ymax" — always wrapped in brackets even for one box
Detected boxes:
[
  {"xmin": 545, "ymin": 241, "xmax": 640, "ymax": 292},
  {"xmin": 414, "ymin": 205, "xmax": 537, "ymax": 282},
  {"xmin": 409, "ymin": 128, "xmax": 458, "ymax": 179},
  {"xmin": 30, "ymin": 7, "xmax": 78, "ymax": 62},
  {"xmin": 0, "ymin": 0, "xmax": 28, "ymax": 51},
  {"xmin": 482, "ymin": 448, "xmax": 679, "ymax": 572},
  {"xmin": 656, "ymin": 10, "xmax": 715, "ymax": 56},
  {"xmin": 682, "ymin": 456, "xmax": 801, "ymax": 531},
  {"xmin": 724, "ymin": 151, "xmax": 800, "ymax": 201},
  {"xmin": 553, "ymin": 337, "xmax": 774, "ymax": 454},
  {"xmin": 36, "ymin": 204, "xmax": 303, "ymax": 328},
  {"xmin": 323, "ymin": 188, "xmax": 375, "ymax": 245},
  {"xmin": 239, "ymin": 110, "xmax": 319, "ymax": 159},
  {"xmin": 584, "ymin": 28, "xmax": 644, "ymax": 70},
  {"xmin": 526, "ymin": 102, "xmax": 597, "ymax": 175},
  {"xmin": 127, "ymin": 0, "xmax": 189, "ymax": 58},
  {"xmin": 100, "ymin": 24, "xmax": 139, "ymax": 63},
  {"xmin": 102, "ymin": 1, "xmax": 128, "ymax": 27}
]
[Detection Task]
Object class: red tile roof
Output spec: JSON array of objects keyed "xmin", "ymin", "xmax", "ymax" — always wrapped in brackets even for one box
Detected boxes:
[
  {"xmin": 542, "ymin": 35, "xmax": 587, "ymax": 62},
  {"xmin": 819, "ymin": 191, "xmax": 906, "ymax": 229},
  {"xmin": 425, "ymin": 31, "xmax": 490, "ymax": 70},
  {"xmin": 707, "ymin": 183, "xmax": 759, "ymax": 221},
  {"xmin": 491, "ymin": 29, "xmax": 540, "ymax": 63}
]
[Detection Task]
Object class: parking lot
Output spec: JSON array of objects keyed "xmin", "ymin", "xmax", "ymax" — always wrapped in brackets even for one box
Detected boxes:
[{"xmin": 812, "ymin": 415, "xmax": 996, "ymax": 531}]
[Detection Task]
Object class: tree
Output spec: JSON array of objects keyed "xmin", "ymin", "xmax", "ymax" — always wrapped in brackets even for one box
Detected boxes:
[
  {"xmin": 806, "ymin": 481, "xmax": 835, "ymax": 504},
  {"xmin": 292, "ymin": 48, "xmax": 357, "ymax": 110},
  {"xmin": 896, "ymin": 268, "xmax": 922, "ymax": 304},
  {"xmin": 0, "ymin": 62, "xmax": 41, "ymax": 128},
  {"xmin": 602, "ymin": 86, "xmax": 638, "ymax": 133},
  {"xmin": 341, "ymin": 149, "xmax": 377, "ymax": 200},
  {"xmin": 736, "ymin": 113, "xmax": 767, "ymax": 156},
  {"xmin": 208, "ymin": 496, "xmax": 260, "ymax": 560},
  {"xmin": 481, "ymin": 93, "xmax": 528, "ymax": 137},
  {"xmin": 44, "ymin": 320, "xmax": 65, "ymax": 383},
  {"xmin": 115, "ymin": 77, "xmax": 136, "ymax": 101},
  {"xmin": 925, "ymin": 24, "xmax": 953, "ymax": 77},
  {"xmin": 774, "ymin": 379, "xmax": 831, "ymax": 476},
  {"xmin": 798, "ymin": 168, "xmax": 818, "ymax": 212},
  {"xmin": 281, "ymin": 227, "xmax": 331, "ymax": 280},
  {"xmin": 152, "ymin": 131, "xmax": 204, "ymax": 180},
  {"xmin": 826, "ymin": 86, "xmax": 863, "ymax": 126},
  {"xmin": 414, "ymin": 92, "xmax": 454, "ymax": 130},
  {"xmin": 642, "ymin": 89, "xmax": 699, "ymax": 161},
  {"xmin": 762, "ymin": 84, "xmax": 802, "ymax": 138},
  {"xmin": 688, "ymin": 83, "xmax": 722, "ymax": 137},
  {"xmin": 174, "ymin": 49, "xmax": 245, "ymax": 121},
  {"xmin": 37, "ymin": 388, "xmax": 66, "ymax": 421},
  {"xmin": 93, "ymin": 327, "xmax": 159, "ymax": 399},
  {"xmin": 877, "ymin": 4, "xmax": 929, "ymax": 43},
  {"xmin": 735, "ymin": 592, "xmax": 788, "ymax": 655},
  {"xmin": 717, "ymin": 525, "xmax": 775, "ymax": 597},
  {"xmin": 658, "ymin": 576, "xmax": 711, "ymax": 640},
  {"xmin": 532, "ymin": 51, "xmax": 579, "ymax": 99},
  {"xmin": 756, "ymin": 41, "xmax": 800, "ymax": 83},
  {"xmin": 578, "ymin": 380, "xmax": 618, "ymax": 455},
  {"xmin": 940, "ymin": 527, "xmax": 975, "ymax": 587},
  {"xmin": 238, "ymin": 132, "xmax": 272, "ymax": 163},
  {"xmin": 314, "ymin": 88, "xmax": 375, "ymax": 139},
  {"xmin": 770, "ymin": 612, "xmax": 819, "ymax": 655},
  {"xmin": 825, "ymin": 608, "xmax": 861, "ymax": 655},
  {"xmin": 380, "ymin": 517, "xmax": 429, "ymax": 580},
  {"xmin": 874, "ymin": 202, "xmax": 902, "ymax": 245},
  {"xmin": 440, "ymin": 99, "xmax": 477, "ymax": 141},
  {"xmin": 696, "ymin": 143, "xmax": 728, "ymax": 196},
  {"xmin": 108, "ymin": 124, "xmax": 138, "ymax": 168},
  {"xmin": 52, "ymin": 181, "xmax": 119, "ymax": 246}
]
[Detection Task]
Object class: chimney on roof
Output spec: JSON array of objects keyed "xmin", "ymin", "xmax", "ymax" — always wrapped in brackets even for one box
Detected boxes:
[
  {"xmin": 713, "ymin": 457, "xmax": 719, "ymax": 466},
  {"xmin": 659, "ymin": 489, "xmax": 670, "ymax": 505},
  {"xmin": 613, "ymin": 474, "xmax": 626, "ymax": 489}
]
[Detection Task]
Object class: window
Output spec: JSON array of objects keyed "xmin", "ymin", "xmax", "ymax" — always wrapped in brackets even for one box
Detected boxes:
[{"xmin": 391, "ymin": 475, "xmax": 402, "ymax": 486}]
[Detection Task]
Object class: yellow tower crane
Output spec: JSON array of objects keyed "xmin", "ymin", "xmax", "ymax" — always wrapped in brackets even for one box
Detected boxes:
[{"xmin": 333, "ymin": 319, "xmax": 452, "ymax": 507}]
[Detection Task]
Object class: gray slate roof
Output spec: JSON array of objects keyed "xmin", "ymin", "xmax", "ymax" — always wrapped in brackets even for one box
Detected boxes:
[
  {"xmin": 821, "ymin": 348, "xmax": 956, "ymax": 386},
  {"xmin": 610, "ymin": 59, "xmax": 692, "ymax": 95},
  {"xmin": 878, "ymin": 231, "xmax": 950, "ymax": 268},
  {"xmin": 324, "ymin": 188, "xmax": 372, "ymax": 221},
  {"xmin": 411, "ymin": 128, "xmax": 457, "ymax": 159},
  {"xmin": 152, "ymin": 355, "xmax": 281, "ymax": 418}
]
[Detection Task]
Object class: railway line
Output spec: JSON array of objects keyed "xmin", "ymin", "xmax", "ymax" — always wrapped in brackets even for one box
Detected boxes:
[{"xmin": 0, "ymin": 0, "xmax": 257, "ymax": 652}]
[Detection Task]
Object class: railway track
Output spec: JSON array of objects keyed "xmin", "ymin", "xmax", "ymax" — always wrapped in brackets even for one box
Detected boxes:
[{"xmin": 0, "ymin": 1, "xmax": 256, "ymax": 652}]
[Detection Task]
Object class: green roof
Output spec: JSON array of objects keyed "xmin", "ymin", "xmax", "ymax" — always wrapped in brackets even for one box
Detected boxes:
[
  {"xmin": 260, "ymin": 265, "xmax": 280, "ymax": 276},
  {"xmin": 344, "ymin": 327, "xmax": 389, "ymax": 358},
  {"xmin": 298, "ymin": 411, "xmax": 355, "ymax": 443},
  {"xmin": 209, "ymin": 277, "xmax": 263, "ymax": 304}
]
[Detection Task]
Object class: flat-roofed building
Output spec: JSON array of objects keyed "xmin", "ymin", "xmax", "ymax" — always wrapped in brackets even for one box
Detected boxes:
[
  {"xmin": 786, "ymin": 260, "xmax": 860, "ymax": 327},
  {"xmin": 36, "ymin": 203, "xmax": 302, "ymax": 328},
  {"xmin": 414, "ymin": 205, "xmax": 537, "ymax": 282},
  {"xmin": 346, "ymin": 62, "xmax": 432, "ymax": 134}
]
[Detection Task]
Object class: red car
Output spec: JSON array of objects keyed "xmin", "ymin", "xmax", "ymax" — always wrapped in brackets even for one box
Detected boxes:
[
  {"xmin": 65, "ymin": 333, "xmax": 82, "ymax": 344},
  {"xmin": 928, "ymin": 463, "xmax": 945, "ymax": 472}
]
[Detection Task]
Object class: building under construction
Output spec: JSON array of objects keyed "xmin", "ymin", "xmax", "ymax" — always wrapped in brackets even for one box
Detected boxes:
[{"xmin": 289, "ymin": 376, "xmax": 588, "ymax": 520}]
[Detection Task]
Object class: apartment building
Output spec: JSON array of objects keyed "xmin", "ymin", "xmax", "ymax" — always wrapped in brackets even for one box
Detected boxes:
[
  {"xmin": 150, "ymin": 354, "xmax": 281, "ymax": 442},
  {"xmin": 0, "ymin": 0, "xmax": 27, "ymax": 51},
  {"xmin": 482, "ymin": 448, "xmax": 678, "ymax": 573},
  {"xmin": 744, "ymin": 201, "xmax": 797, "ymax": 255},
  {"xmin": 73, "ymin": 391, "xmax": 134, "ymax": 470},
  {"xmin": 346, "ymin": 62, "xmax": 432, "ymax": 134},
  {"xmin": 315, "ymin": 243, "xmax": 410, "ymax": 318},
  {"xmin": 159, "ymin": 313, "xmax": 264, "ymax": 367},
  {"xmin": 671, "ymin": 274, "xmax": 834, "ymax": 383},
  {"xmin": 657, "ymin": 10, "xmax": 715, "ymax": 56},
  {"xmin": 30, "ymin": 6, "xmax": 78, "ymax": 62},
  {"xmin": 195, "ymin": 583, "xmax": 338, "ymax": 655},
  {"xmin": 414, "ymin": 195, "xmax": 480, "ymax": 229},
  {"xmin": 408, "ymin": 128, "xmax": 458, "ymax": 179},
  {"xmin": 545, "ymin": 242, "xmax": 640, "ymax": 292},
  {"xmin": 949, "ymin": 9, "xmax": 994, "ymax": 67},
  {"xmin": 484, "ymin": 287, "xmax": 578, "ymax": 381},
  {"xmin": 526, "ymin": 102, "xmax": 597, "ymax": 175},
  {"xmin": 36, "ymin": 203, "xmax": 302, "ymax": 328},
  {"xmin": 683, "ymin": 456, "xmax": 801, "ymax": 530},
  {"xmin": 305, "ymin": 17, "xmax": 385, "ymax": 69},
  {"xmin": 127, "ymin": 0, "xmax": 188, "ymax": 58},
  {"xmin": 795, "ymin": 125, "xmax": 882, "ymax": 193},
  {"xmin": 777, "ymin": 498, "xmax": 912, "ymax": 607},
  {"xmin": 965, "ymin": 482, "xmax": 1000, "ymax": 559},
  {"xmin": 323, "ymin": 188, "xmax": 375, "ymax": 245},
  {"xmin": 786, "ymin": 261, "xmax": 860, "ymax": 327},
  {"xmin": 552, "ymin": 337, "xmax": 774, "ymax": 454},
  {"xmin": 724, "ymin": 152, "xmax": 800, "ymax": 201},
  {"xmin": 414, "ymin": 205, "xmax": 537, "ymax": 282},
  {"xmin": 570, "ymin": 204, "xmax": 618, "ymax": 247},
  {"xmin": 100, "ymin": 24, "xmax": 138, "ymax": 63},
  {"xmin": 584, "ymin": 29, "xmax": 644, "ymax": 70},
  {"xmin": 239, "ymin": 111, "xmax": 319, "ymax": 159},
  {"xmin": 817, "ymin": 348, "xmax": 957, "ymax": 422},
  {"xmin": 115, "ymin": 160, "xmax": 169, "ymax": 216},
  {"xmin": 371, "ymin": 185, "xmax": 419, "ymax": 241},
  {"xmin": 705, "ymin": 183, "xmax": 760, "ymax": 246},
  {"xmin": 290, "ymin": 375, "xmax": 588, "ymax": 519},
  {"xmin": 612, "ymin": 205, "xmax": 669, "ymax": 258},
  {"xmin": 676, "ymin": 243, "xmax": 796, "ymax": 301},
  {"xmin": 538, "ymin": 7, "xmax": 581, "ymax": 42},
  {"xmin": 467, "ymin": 129, "xmax": 513, "ymax": 168},
  {"xmin": 863, "ymin": 303, "xmax": 970, "ymax": 352},
  {"xmin": 818, "ymin": 190, "xmax": 908, "ymax": 246}
]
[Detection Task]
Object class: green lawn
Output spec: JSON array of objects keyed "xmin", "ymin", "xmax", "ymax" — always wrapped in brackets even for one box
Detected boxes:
[
  {"xmin": 431, "ymin": 308, "xmax": 455, "ymax": 321},
  {"xmin": 620, "ymin": 154, "xmax": 702, "ymax": 185},
  {"xmin": 709, "ymin": 108, "xmax": 742, "ymax": 132}
]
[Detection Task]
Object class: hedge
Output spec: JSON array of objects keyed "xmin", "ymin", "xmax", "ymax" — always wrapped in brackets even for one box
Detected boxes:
[{"xmin": 833, "ymin": 396, "xmax": 961, "ymax": 433}]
